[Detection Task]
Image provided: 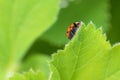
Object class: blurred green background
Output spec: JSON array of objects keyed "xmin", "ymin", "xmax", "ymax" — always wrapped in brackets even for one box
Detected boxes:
[{"xmin": 0, "ymin": 0, "xmax": 120, "ymax": 80}]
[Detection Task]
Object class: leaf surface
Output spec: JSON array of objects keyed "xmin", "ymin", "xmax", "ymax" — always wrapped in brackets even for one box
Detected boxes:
[
  {"xmin": 106, "ymin": 44, "xmax": 120, "ymax": 80},
  {"xmin": 0, "ymin": 0, "xmax": 59, "ymax": 79},
  {"xmin": 9, "ymin": 70, "xmax": 45, "ymax": 80},
  {"xmin": 20, "ymin": 53, "xmax": 50, "ymax": 79},
  {"xmin": 50, "ymin": 22, "xmax": 111, "ymax": 80}
]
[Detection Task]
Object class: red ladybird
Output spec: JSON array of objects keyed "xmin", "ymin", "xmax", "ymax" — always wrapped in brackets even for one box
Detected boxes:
[{"xmin": 66, "ymin": 22, "xmax": 81, "ymax": 39}]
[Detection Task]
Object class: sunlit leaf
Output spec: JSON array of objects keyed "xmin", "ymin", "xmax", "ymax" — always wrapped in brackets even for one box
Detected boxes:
[
  {"xmin": 0, "ymin": 0, "xmax": 59, "ymax": 79},
  {"xmin": 20, "ymin": 53, "xmax": 50, "ymax": 79},
  {"xmin": 50, "ymin": 22, "xmax": 111, "ymax": 80},
  {"xmin": 9, "ymin": 70, "xmax": 45, "ymax": 80},
  {"xmin": 106, "ymin": 44, "xmax": 120, "ymax": 80}
]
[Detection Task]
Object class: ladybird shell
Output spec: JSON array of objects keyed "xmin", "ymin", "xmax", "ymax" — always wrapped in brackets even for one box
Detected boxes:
[{"xmin": 66, "ymin": 22, "xmax": 80, "ymax": 39}]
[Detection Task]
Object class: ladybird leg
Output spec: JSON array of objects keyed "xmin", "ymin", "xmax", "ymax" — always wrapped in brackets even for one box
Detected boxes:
[{"xmin": 73, "ymin": 23, "xmax": 77, "ymax": 27}]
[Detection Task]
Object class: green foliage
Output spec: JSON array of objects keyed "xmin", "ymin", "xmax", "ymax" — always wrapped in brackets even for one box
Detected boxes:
[
  {"xmin": 9, "ymin": 23, "xmax": 120, "ymax": 80},
  {"xmin": 0, "ymin": 0, "xmax": 59, "ymax": 79},
  {"xmin": 50, "ymin": 23, "xmax": 120, "ymax": 80},
  {"xmin": 28, "ymin": 39, "xmax": 63, "ymax": 55},
  {"xmin": 107, "ymin": 0, "xmax": 120, "ymax": 44},
  {"xmin": 9, "ymin": 70, "xmax": 45, "ymax": 80},
  {"xmin": 106, "ymin": 44, "xmax": 120, "ymax": 80},
  {"xmin": 42, "ymin": 0, "xmax": 109, "ymax": 45},
  {"xmin": 0, "ymin": 0, "xmax": 120, "ymax": 80},
  {"xmin": 20, "ymin": 53, "xmax": 50, "ymax": 79},
  {"xmin": 50, "ymin": 22, "xmax": 110, "ymax": 80}
]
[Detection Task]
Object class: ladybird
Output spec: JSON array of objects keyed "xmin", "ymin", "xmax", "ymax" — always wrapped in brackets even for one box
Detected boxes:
[{"xmin": 66, "ymin": 22, "xmax": 81, "ymax": 39}]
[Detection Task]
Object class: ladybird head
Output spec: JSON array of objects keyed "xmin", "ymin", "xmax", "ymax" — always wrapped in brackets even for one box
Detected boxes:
[{"xmin": 75, "ymin": 22, "xmax": 81, "ymax": 27}]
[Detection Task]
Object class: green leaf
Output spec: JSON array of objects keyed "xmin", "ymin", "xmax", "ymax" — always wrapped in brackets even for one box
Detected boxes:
[
  {"xmin": 20, "ymin": 53, "xmax": 50, "ymax": 80},
  {"xmin": 42, "ymin": 0, "xmax": 109, "ymax": 45},
  {"xmin": 106, "ymin": 44, "xmax": 120, "ymax": 80},
  {"xmin": 0, "ymin": 0, "xmax": 59, "ymax": 79},
  {"xmin": 9, "ymin": 70, "xmax": 45, "ymax": 80},
  {"xmin": 107, "ymin": 0, "xmax": 120, "ymax": 44},
  {"xmin": 50, "ymin": 22, "xmax": 111, "ymax": 80},
  {"xmin": 50, "ymin": 22, "xmax": 120, "ymax": 80}
]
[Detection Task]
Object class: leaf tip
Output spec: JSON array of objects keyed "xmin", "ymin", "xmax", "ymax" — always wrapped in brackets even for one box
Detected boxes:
[{"xmin": 90, "ymin": 21, "xmax": 94, "ymax": 24}]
